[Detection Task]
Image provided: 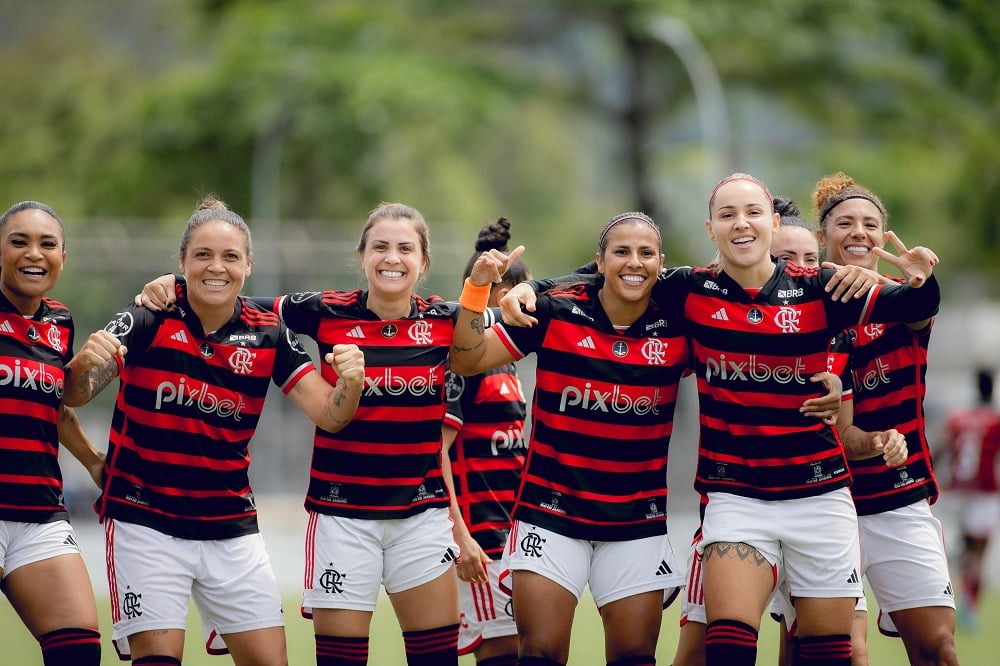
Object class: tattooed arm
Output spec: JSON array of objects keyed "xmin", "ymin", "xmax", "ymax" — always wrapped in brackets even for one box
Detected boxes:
[
  {"xmin": 63, "ymin": 330, "xmax": 126, "ymax": 407},
  {"xmin": 450, "ymin": 249, "xmax": 520, "ymax": 376},
  {"xmin": 288, "ymin": 344, "xmax": 364, "ymax": 434}
]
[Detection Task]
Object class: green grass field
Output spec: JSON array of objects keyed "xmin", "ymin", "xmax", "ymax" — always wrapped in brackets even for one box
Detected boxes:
[{"xmin": 1, "ymin": 590, "xmax": 996, "ymax": 664}]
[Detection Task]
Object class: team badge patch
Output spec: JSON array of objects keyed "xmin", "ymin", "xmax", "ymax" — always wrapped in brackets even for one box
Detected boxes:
[
  {"xmin": 747, "ymin": 308, "xmax": 764, "ymax": 325},
  {"xmin": 200, "ymin": 343, "xmax": 214, "ymax": 359},
  {"xmin": 381, "ymin": 323, "xmax": 398, "ymax": 339},
  {"xmin": 612, "ymin": 340, "xmax": 629, "ymax": 357},
  {"xmin": 105, "ymin": 311, "xmax": 135, "ymax": 337}
]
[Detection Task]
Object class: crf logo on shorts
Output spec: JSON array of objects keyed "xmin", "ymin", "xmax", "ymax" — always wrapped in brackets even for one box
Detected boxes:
[{"xmin": 520, "ymin": 532, "xmax": 545, "ymax": 557}]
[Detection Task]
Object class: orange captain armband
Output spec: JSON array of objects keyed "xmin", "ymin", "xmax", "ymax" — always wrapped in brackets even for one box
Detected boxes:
[{"xmin": 459, "ymin": 278, "xmax": 492, "ymax": 313}]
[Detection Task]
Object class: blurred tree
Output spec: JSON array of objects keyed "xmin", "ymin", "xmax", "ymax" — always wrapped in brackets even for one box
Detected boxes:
[{"xmin": 0, "ymin": 0, "xmax": 996, "ymax": 282}]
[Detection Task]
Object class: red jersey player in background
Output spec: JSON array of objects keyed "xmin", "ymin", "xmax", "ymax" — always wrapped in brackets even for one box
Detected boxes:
[
  {"xmin": 939, "ymin": 367, "xmax": 1000, "ymax": 630},
  {"xmin": 0, "ymin": 201, "xmax": 105, "ymax": 665},
  {"xmin": 66, "ymin": 196, "xmax": 364, "ymax": 666},
  {"xmin": 442, "ymin": 217, "xmax": 531, "ymax": 666}
]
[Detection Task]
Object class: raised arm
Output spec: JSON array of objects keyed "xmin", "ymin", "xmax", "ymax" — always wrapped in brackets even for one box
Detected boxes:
[
  {"xmin": 451, "ymin": 247, "xmax": 523, "ymax": 375},
  {"xmin": 134, "ymin": 273, "xmax": 179, "ymax": 311},
  {"xmin": 287, "ymin": 344, "xmax": 365, "ymax": 434},
  {"xmin": 63, "ymin": 330, "xmax": 126, "ymax": 407}
]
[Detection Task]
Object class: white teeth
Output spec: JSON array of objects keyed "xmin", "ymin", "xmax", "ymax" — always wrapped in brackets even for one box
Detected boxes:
[
  {"xmin": 621, "ymin": 275, "xmax": 645, "ymax": 284},
  {"xmin": 845, "ymin": 246, "xmax": 870, "ymax": 254},
  {"xmin": 381, "ymin": 271, "xmax": 404, "ymax": 278},
  {"xmin": 20, "ymin": 268, "xmax": 45, "ymax": 275},
  {"xmin": 733, "ymin": 236, "xmax": 754, "ymax": 245},
  {"xmin": 204, "ymin": 280, "xmax": 227, "ymax": 287}
]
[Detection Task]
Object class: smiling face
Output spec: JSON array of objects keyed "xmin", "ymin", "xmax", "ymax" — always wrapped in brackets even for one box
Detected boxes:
[
  {"xmin": 178, "ymin": 219, "xmax": 252, "ymax": 313},
  {"xmin": 818, "ymin": 198, "xmax": 885, "ymax": 270},
  {"xmin": 595, "ymin": 221, "xmax": 663, "ymax": 306},
  {"xmin": 0, "ymin": 208, "xmax": 65, "ymax": 315},
  {"xmin": 359, "ymin": 216, "xmax": 427, "ymax": 300},
  {"xmin": 706, "ymin": 178, "xmax": 780, "ymax": 272},
  {"xmin": 771, "ymin": 224, "xmax": 820, "ymax": 268}
]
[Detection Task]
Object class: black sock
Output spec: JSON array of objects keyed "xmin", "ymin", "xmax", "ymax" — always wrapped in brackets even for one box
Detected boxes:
[
  {"xmin": 704, "ymin": 619, "xmax": 758, "ymax": 665},
  {"xmin": 316, "ymin": 634, "xmax": 369, "ymax": 665},
  {"xmin": 403, "ymin": 623, "xmax": 459, "ymax": 666},
  {"xmin": 38, "ymin": 628, "xmax": 101, "ymax": 666}
]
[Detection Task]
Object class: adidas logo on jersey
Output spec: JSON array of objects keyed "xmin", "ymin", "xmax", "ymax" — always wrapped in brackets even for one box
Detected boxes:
[
  {"xmin": 655, "ymin": 560, "xmax": 673, "ymax": 576},
  {"xmin": 577, "ymin": 336, "xmax": 596, "ymax": 349},
  {"xmin": 499, "ymin": 382, "xmax": 511, "ymax": 396},
  {"xmin": 711, "ymin": 308, "xmax": 729, "ymax": 321},
  {"xmin": 846, "ymin": 569, "xmax": 860, "ymax": 585},
  {"xmin": 346, "ymin": 325, "xmax": 365, "ymax": 339},
  {"xmin": 0, "ymin": 320, "xmax": 13, "ymax": 334},
  {"xmin": 170, "ymin": 330, "xmax": 189, "ymax": 344}
]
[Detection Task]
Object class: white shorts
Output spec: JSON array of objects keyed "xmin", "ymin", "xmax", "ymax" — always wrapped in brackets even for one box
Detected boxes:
[
  {"xmin": 679, "ymin": 528, "xmax": 706, "ymax": 625},
  {"xmin": 0, "ymin": 519, "xmax": 81, "ymax": 577},
  {"xmin": 859, "ymin": 500, "xmax": 955, "ymax": 615},
  {"xmin": 769, "ymin": 566, "xmax": 867, "ymax": 635},
  {"xmin": 303, "ymin": 508, "xmax": 457, "ymax": 614},
  {"xmin": 952, "ymin": 491, "xmax": 1000, "ymax": 538},
  {"xmin": 500, "ymin": 521, "xmax": 683, "ymax": 608},
  {"xmin": 700, "ymin": 489, "xmax": 862, "ymax": 599},
  {"xmin": 458, "ymin": 559, "xmax": 516, "ymax": 656},
  {"xmin": 106, "ymin": 519, "xmax": 283, "ymax": 660}
]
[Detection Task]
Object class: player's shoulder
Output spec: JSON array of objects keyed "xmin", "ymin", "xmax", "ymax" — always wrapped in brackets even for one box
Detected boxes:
[{"xmin": 39, "ymin": 296, "xmax": 71, "ymax": 318}]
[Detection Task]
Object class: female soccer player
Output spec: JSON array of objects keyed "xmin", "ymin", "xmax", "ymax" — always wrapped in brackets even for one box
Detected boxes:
[
  {"xmin": 137, "ymin": 202, "xmax": 487, "ymax": 665},
  {"xmin": 64, "ymin": 196, "xmax": 364, "ymax": 666},
  {"xmin": 813, "ymin": 172, "xmax": 958, "ymax": 665},
  {"xmin": 671, "ymin": 195, "xmax": 875, "ymax": 666},
  {"xmin": 443, "ymin": 217, "xmax": 531, "ymax": 666},
  {"xmin": 501, "ymin": 173, "xmax": 940, "ymax": 666},
  {"xmin": 451, "ymin": 212, "xmax": 689, "ymax": 666},
  {"xmin": 0, "ymin": 201, "xmax": 105, "ymax": 665}
]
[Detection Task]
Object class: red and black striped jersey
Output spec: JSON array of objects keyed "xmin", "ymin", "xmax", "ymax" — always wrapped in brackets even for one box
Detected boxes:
[
  {"xmin": 443, "ymin": 362, "xmax": 526, "ymax": 558},
  {"xmin": 941, "ymin": 405, "xmax": 1000, "ymax": 493},
  {"xmin": 270, "ymin": 290, "xmax": 496, "ymax": 520},
  {"xmin": 0, "ymin": 292, "xmax": 74, "ymax": 523},
  {"xmin": 847, "ymin": 315, "xmax": 938, "ymax": 514},
  {"xmin": 96, "ymin": 286, "xmax": 316, "ymax": 540},
  {"xmin": 674, "ymin": 263, "xmax": 939, "ymax": 501},
  {"xmin": 496, "ymin": 281, "xmax": 689, "ymax": 542}
]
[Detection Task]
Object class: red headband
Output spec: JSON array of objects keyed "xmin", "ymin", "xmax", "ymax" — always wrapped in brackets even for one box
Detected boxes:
[
  {"xmin": 708, "ymin": 173, "xmax": 773, "ymax": 214},
  {"xmin": 598, "ymin": 212, "xmax": 660, "ymax": 249}
]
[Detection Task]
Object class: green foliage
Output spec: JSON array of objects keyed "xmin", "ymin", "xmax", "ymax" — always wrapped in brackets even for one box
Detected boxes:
[{"xmin": 0, "ymin": 0, "xmax": 996, "ymax": 310}]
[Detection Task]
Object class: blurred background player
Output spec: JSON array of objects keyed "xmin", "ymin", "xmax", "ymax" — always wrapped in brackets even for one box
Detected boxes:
[
  {"xmin": 938, "ymin": 367, "xmax": 1000, "ymax": 630},
  {"xmin": 442, "ymin": 217, "xmax": 531, "ymax": 666}
]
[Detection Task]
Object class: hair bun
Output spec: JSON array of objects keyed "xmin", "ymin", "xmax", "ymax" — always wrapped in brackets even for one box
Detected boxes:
[
  {"xmin": 474, "ymin": 216, "xmax": 511, "ymax": 252},
  {"xmin": 197, "ymin": 195, "xmax": 229, "ymax": 211},
  {"xmin": 772, "ymin": 196, "xmax": 800, "ymax": 218}
]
